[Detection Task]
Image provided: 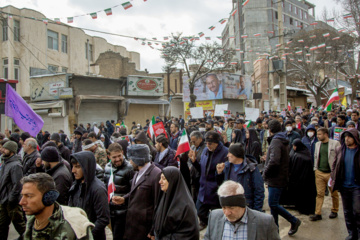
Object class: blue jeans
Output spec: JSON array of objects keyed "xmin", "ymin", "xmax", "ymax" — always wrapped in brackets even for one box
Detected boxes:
[
  {"xmin": 340, "ymin": 187, "xmax": 360, "ymax": 239},
  {"xmin": 268, "ymin": 187, "xmax": 297, "ymax": 226}
]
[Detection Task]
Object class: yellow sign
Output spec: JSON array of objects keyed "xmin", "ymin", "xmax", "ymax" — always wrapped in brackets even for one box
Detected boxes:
[{"xmin": 184, "ymin": 100, "xmax": 214, "ymax": 111}]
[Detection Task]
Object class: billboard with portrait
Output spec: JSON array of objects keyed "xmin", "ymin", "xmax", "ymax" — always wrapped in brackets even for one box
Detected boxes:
[{"xmin": 182, "ymin": 73, "xmax": 252, "ymax": 102}]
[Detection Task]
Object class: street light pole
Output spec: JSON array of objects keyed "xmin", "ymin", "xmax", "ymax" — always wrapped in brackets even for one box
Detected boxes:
[{"xmin": 278, "ymin": 0, "xmax": 287, "ymax": 110}]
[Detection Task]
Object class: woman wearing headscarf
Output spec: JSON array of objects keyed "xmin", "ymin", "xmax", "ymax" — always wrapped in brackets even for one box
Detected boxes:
[
  {"xmin": 152, "ymin": 166, "xmax": 199, "ymax": 240},
  {"xmin": 40, "ymin": 131, "xmax": 50, "ymax": 148},
  {"xmin": 231, "ymin": 129, "xmax": 243, "ymax": 144},
  {"xmin": 281, "ymin": 139, "xmax": 316, "ymax": 215},
  {"xmin": 244, "ymin": 128, "xmax": 262, "ymax": 163}
]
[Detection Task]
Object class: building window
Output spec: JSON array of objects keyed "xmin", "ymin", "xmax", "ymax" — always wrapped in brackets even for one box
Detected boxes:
[
  {"xmin": 295, "ymin": 20, "xmax": 298, "ymax": 27},
  {"xmin": 275, "ymin": 11, "xmax": 278, "ymax": 20},
  {"xmin": 294, "ymin": 6, "xmax": 298, "ymax": 14},
  {"xmin": 290, "ymin": 17, "xmax": 293, "ymax": 25},
  {"xmin": 85, "ymin": 43, "xmax": 93, "ymax": 61},
  {"xmin": 300, "ymin": 9, "xmax": 303, "ymax": 19},
  {"xmin": 61, "ymin": 34, "xmax": 67, "ymax": 53},
  {"xmin": 283, "ymin": 14, "xmax": 285, "ymax": 22},
  {"xmin": 2, "ymin": 19, "xmax": 8, "ymax": 41},
  {"xmin": 289, "ymin": 3, "xmax": 292, "ymax": 12},
  {"xmin": 48, "ymin": 65, "xmax": 58, "ymax": 73},
  {"xmin": 62, "ymin": 67, "xmax": 68, "ymax": 73},
  {"xmin": 13, "ymin": 20, "xmax": 20, "ymax": 41},
  {"xmin": 3, "ymin": 58, "xmax": 8, "ymax": 79},
  {"xmin": 304, "ymin": 12, "xmax": 308, "ymax": 19},
  {"xmin": 14, "ymin": 58, "xmax": 20, "ymax": 80},
  {"xmin": 47, "ymin": 30, "xmax": 58, "ymax": 50}
]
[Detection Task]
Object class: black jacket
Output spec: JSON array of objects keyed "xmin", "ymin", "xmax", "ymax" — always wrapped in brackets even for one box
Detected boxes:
[
  {"xmin": 58, "ymin": 143, "xmax": 71, "ymax": 162},
  {"xmin": 103, "ymin": 160, "xmax": 134, "ymax": 215},
  {"xmin": 68, "ymin": 151, "xmax": 110, "ymax": 240},
  {"xmin": 154, "ymin": 147, "xmax": 178, "ymax": 170},
  {"xmin": 22, "ymin": 150, "xmax": 40, "ymax": 176},
  {"xmin": 43, "ymin": 161, "xmax": 73, "ymax": 205},
  {"xmin": 0, "ymin": 154, "xmax": 23, "ymax": 205},
  {"xmin": 263, "ymin": 132, "xmax": 290, "ymax": 188}
]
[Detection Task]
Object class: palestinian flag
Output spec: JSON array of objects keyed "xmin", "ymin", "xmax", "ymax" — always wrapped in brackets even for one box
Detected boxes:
[
  {"xmin": 147, "ymin": 116, "xmax": 156, "ymax": 138},
  {"xmin": 104, "ymin": 8, "xmax": 112, "ymax": 16},
  {"xmin": 122, "ymin": 2, "xmax": 133, "ymax": 10},
  {"xmin": 107, "ymin": 167, "xmax": 116, "ymax": 203},
  {"xmin": 90, "ymin": 13, "xmax": 97, "ymax": 19},
  {"xmin": 287, "ymin": 102, "xmax": 291, "ymax": 111},
  {"xmin": 198, "ymin": 32, "xmax": 204, "ymax": 37},
  {"xmin": 219, "ymin": 19, "xmax": 227, "ymax": 24},
  {"xmin": 67, "ymin": 17, "xmax": 73, "ymax": 23},
  {"xmin": 230, "ymin": 9, "xmax": 237, "ymax": 16},
  {"xmin": 209, "ymin": 26, "xmax": 215, "ymax": 31},
  {"xmin": 323, "ymin": 33, "xmax": 330, "ymax": 37},
  {"xmin": 325, "ymin": 89, "xmax": 340, "ymax": 111},
  {"xmin": 242, "ymin": 0, "xmax": 250, "ymax": 6},
  {"xmin": 343, "ymin": 13, "xmax": 352, "ymax": 19},
  {"xmin": 243, "ymin": 120, "xmax": 252, "ymax": 128},
  {"xmin": 175, "ymin": 129, "xmax": 190, "ymax": 157}
]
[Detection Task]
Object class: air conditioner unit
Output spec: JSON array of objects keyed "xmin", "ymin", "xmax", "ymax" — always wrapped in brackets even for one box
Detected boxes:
[
  {"xmin": 48, "ymin": 112, "xmax": 62, "ymax": 117},
  {"xmin": 34, "ymin": 109, "xmax": 49, "ymax": 115}
]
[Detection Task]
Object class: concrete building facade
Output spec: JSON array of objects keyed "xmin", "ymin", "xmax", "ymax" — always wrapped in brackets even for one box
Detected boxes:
[
  {"xmin": 222, "ymin": 0, "xmax": 316, "ymax": 75},
  {"xmin": 0, "ymin": 5, "xmax": 140, "ymax": 98}
]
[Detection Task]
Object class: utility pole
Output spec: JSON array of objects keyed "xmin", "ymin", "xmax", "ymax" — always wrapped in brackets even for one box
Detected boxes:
[{"xmin": 277, "ymin": 0, "xmax": 287, "ymax": 110}]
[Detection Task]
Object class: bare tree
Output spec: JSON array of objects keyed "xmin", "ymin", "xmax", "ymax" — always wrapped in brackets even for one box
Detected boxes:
[
  {"xmin": 161, "ymin": 34, "xmax": 235, "ymax": 107},
  {"xmin": 285, "ymin": 26, "xmax": 356, "ymax": 106}
]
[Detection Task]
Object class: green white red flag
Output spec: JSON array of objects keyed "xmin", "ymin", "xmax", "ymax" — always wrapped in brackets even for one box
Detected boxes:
[
  {"xmin": 90, "ymin": 13, "xmax": 97, "ymax": 19},
  {"xmin": 108, "ymin": 167, "xmax": 116, "ymax": 203},
  {"xmin": 243, "ymin": 120, "xmax": 252, "ymax": 128},
  {"xmin": 122, "ymin": 2, "xmax": 133, "ymax": 10},
  {"xmin": 242, "ymin": 0, "xmax": 250, "ymax": 6},
  {"xmin": 325, "ymin": 88, "xmax": 340, "ymax": 111},
  {"xmin": 175, "ymin": 129, "xmax": 190, "ymax": 157},
  {"xmin": 147, "ymin": 116, "xmax": 156, "ymax": 138},
  {"xmin": 67, "ymin": 17, "xmax": 73, "ymax": 23},
  {"xmin": 104, "ymin": 8, "xmax": 112, "ymax": 16}
]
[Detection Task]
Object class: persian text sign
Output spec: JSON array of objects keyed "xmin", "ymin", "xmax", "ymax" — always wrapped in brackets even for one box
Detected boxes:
[
  {"xmin": 152, "ymin": 122, "xmax": 168, "ymax": 138},
  {"xmin": 5, "ymin": 84, "xmax": 44, "ymax": 136},
  {"xmin": 127, "ymin": 75, "xmax": 163, "ymax": 96}
]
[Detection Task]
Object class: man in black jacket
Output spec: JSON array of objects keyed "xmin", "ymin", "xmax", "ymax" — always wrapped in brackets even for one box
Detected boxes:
[
  {"xmin": 50, "ymin": 133, "xmax": 71, "ymax": 162},
  {"xmin": 35, "ymin": 146, "xmax": 73, "ymax": 205},
  {"xmin": 72, "ymin": 127, "xmax": 83, "ymax": 153},
  {"xmin": 153, "ymin": 135, "xmax": 178, "ymax": 170},
  {"xmin": 0, "ymin": 141, "xmax": 26, "ymax": 239},
  {"xmin": 263, "ymin": 119, "xmax": 301, "ymax": 236},
  {"xmin": 22, "ymin": 137, "xmax": 41, "ymax": 176},
  {"xmin": 104, "ymin": 143, "xmax": 134, "ymax": 240},
  {"xmin": 68, "ymin": 151, "xmax": 110, "ymax": 240},
  {"xmin": 351, "ymin": 110, "xmax": 360, "ymax": 131}
]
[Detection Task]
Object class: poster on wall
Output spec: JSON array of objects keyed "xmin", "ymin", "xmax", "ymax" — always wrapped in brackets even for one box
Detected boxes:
[
  {"xmin": 127, "ymin": 75, "xmax": 163, "ymax": 96},
  {"xmin": 182, "ymin": 73, "xmax": 252, "ymax": 102}
]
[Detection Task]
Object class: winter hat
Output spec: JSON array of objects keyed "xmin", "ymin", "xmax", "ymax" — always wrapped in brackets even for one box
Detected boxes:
[
  {"xmin": 346, "ymin": 121, "xmax": 356, "ymax": 128},
  {"xmin": 228, "ymin": 143, "xmax": 245, "ymax": 159},
  {"xmin": 3, "ymin": 141, "xmax": 18, "ymax": 154},
  {"xmin": 41, "ymin": 146, "xmax": 61, "ymax": 162},
  {"xmin": 127, "ymin": 144, "xmax": 150, "ymax": 166},
  {"xmin": 20, "ymin": 132, "xmax": 31, "ymax": 142},
  {"xmin": 50, "ymin": 133, "xmax": 61, "ymax": 142}
]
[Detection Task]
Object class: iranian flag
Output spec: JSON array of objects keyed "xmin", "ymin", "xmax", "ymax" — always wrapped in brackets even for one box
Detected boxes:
[
  {"xmin": 343, "ymin": 13, "xmax": 352, "ymax": 19},
  {"xmin": 175, "ymin": 129, "xmax": 190, "ymax": 157},
  {"xmin": 122, "ymin": 2, "xmax": 133, "ymax": 10},
  {"xmin": 243, "ymin": 120, "xmax": 252, "ymax": 128},
  {"xmin": 209, "ymin": 26, "xmax": 215, "ymax": 31},
  {"xmin": 104, "ymin": 8, "xmax": 112, "ymax": 16},
  {"xmin": 90, "ymin": 13, "xmax": 97, "ymax": 19},
  {"xmin": 230, "ymin": 9, "xmax": 237, "ymax": 16},
  {"xmin": 67, "ymin": 17, "xmax": 73, "ymax": 23},
  {"xmin": 288, "ymin": 102, "xmax": 291, "ymax": 111},
  {"xmin": 254, "ymin": 33, "xmax": 261, "ymax": 37},
  {"xmin": 198, "ymin": 32, "xmax": 204, "ymax": 37},
  {"xmin": 325, "ymin": 88, "xmax": 340, "ymax": 111},
  {"xmin": 323, "ymin": 33, "xmax": 330, "ymax": 37},
  {"xmin": 219, "ymin": 19, "xmax": 227, "ymax": 24},
  {"xmin": 242, "ymin": 0, "xmax": 250, "ymax": 6},
  {"xmin": 147, "ymin": 116, "xmax": 156, "ymax": 138},
  {"xmin": 108, "ymin": 167, "xmax": 116, "ymax": 203}
]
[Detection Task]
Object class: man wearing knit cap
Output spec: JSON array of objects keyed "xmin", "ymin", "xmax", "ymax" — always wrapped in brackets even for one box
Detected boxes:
[
  {"xmin": 50, "ymin": 133, "xmax": 71, "ymax": 162},
  {"xmin": 216, "ymin": 143, "xmax": 264, "ymax": 211},
  {"xmin": 22, "ymin": 138, "xmax": 41, "ymax": 176},
  {"xmin": 204, "ymin": 180, "xmax": 280, "ymax": 240},
  {"xmin": 113, "ymin": 144, "xmax": 161, "ymax": 240},
  {"xmin": 0, "ymin": 141, "xmax": 26, "ymax": 239},
  {"xmin": 36, "ymin": 146, "xmax": 73, "ymax": 205}
]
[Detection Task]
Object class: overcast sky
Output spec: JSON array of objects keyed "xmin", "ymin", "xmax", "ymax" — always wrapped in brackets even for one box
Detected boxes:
[{"xmin": 2, "ymin": 0, "xmax": 340, "ymax": 73}]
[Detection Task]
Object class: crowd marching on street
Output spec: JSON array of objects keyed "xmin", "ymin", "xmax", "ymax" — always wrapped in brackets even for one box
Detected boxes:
[{"xmin": 0, "ymin": 106, "xmax": 359, "ymax": 240}]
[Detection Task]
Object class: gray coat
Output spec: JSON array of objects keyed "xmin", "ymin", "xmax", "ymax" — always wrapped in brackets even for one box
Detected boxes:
[{"xmin": 204, "ymin": 208, "xmax": 280, "ymax": 240}]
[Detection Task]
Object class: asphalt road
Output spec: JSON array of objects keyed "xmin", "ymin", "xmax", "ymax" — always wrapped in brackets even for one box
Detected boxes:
[{"xmin": 8, "ymin": 190, "xmax": 348, "ymax": 240}]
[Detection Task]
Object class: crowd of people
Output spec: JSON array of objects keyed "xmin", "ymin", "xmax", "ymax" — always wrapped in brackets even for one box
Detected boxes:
[{"xmin": 0, "ymin": 106, "xmax": 359, "ymax": 240}]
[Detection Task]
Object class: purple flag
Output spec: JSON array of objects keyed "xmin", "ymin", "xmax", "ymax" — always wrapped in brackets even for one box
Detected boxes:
[{"xmin": 5, "ymin": 84, "xmax": 44, "ymax": 137}]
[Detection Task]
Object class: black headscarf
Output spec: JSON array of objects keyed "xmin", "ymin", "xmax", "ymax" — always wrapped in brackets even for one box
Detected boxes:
[
  {"xmin": 154, "ymin": 167, "xmax": 199, "ymax": 240},
  {"xmin": 232, "ymin": 129, "xmax": 243, "ymax": 144},
  {"xmin": 40, "ymin": 132, "xmax": 50, "ymax": 147},
  {"xmin": 292, "ymin": 139, "xmax": 307, "ymax": 152},
  {"xmin": 245, "ymin": 128, "xmax": 261, "ymax": 163}
]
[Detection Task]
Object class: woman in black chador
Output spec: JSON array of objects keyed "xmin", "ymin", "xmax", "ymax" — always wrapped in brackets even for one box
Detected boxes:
[
  {"xmin": 152, "ymin": 166, "xmax": 199, "ymax": 240},
  {"xmin": 282, "ymin": 139, "xmax": 316, "ymax": 215},
  {"xmin": 244, "ymin": 128, "xmax": 262, "ymax": 163}
]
